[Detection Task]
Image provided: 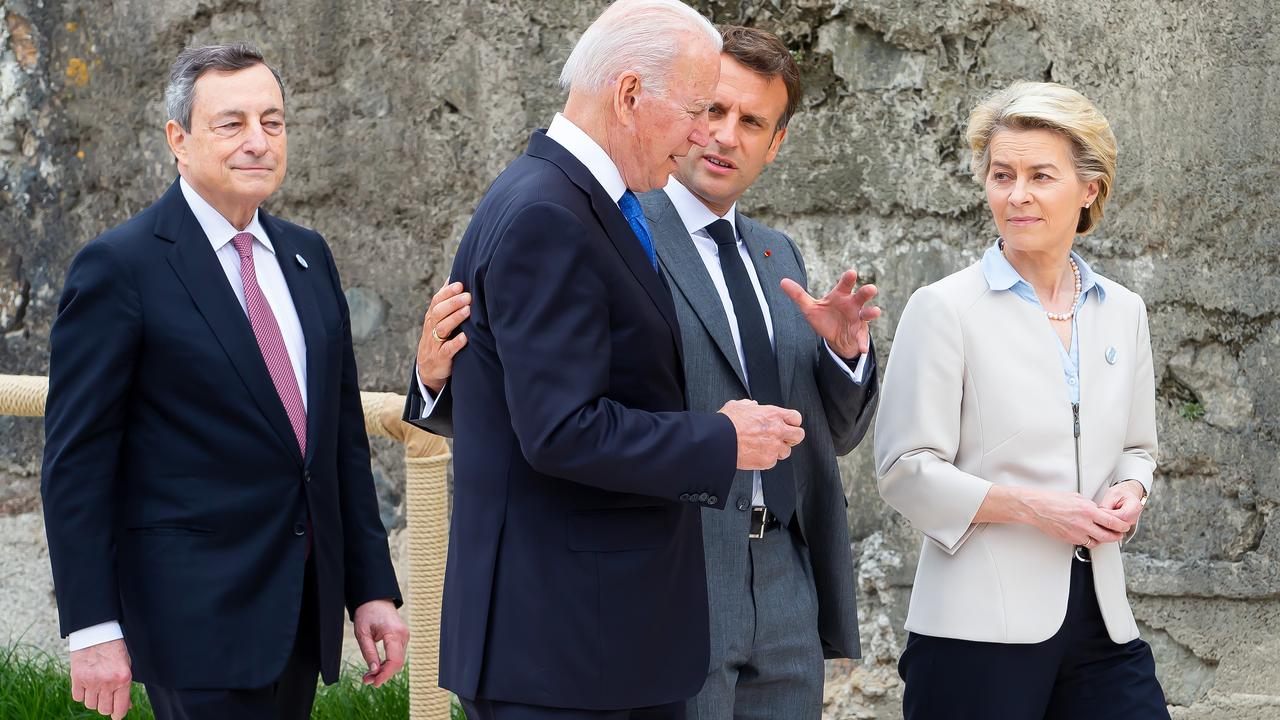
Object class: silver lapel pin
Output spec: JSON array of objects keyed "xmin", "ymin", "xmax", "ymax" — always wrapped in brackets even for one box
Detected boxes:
[
  {"xmin": 1105, "ymin": 346, "xmax": 1118, "ymax": 365},
  {"xmin": 295, "ymin": 254, "xmax": 309, "ymax": 269}
]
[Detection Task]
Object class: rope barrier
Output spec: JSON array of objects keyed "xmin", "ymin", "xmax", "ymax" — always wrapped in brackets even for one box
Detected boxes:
[
  {"xmin": 360, "ymin": 390, "xmax": 453, "ymax": 720},
  {"xmin": 0, "ymin": 374, "xmax": 48, "ymax": 417}
]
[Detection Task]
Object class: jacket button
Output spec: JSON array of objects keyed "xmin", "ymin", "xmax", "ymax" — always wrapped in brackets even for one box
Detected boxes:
[
  {"xmin": 293, "ymin": 523, "xmax": 306, "ymax": 536},
  {"xmin": 736, "ymin": 497, "xmax": 749, "ymax": 511},
  {"xmin": 707, "ymin": 495, "xmax": 718, "ymax": 506},
  {"xmin": 698, "ymin": 492, "xmax": 709, "ymax": 503},
  {"xmin": 303, "ymin": 471, "xmax": 312, "ymax": 483},
  {"xmin": 679, "ymin": 493, "xmax": 691, "ymax": 502}
]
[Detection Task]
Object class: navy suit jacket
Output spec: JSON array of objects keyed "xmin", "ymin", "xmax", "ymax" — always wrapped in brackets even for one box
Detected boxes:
[
  {"xmin": 403, "ymin": 131, "xmax": 737, "ymax": 709},
  {"xmin": 41, "ymin": 179, "xmax": 401, "ymax": 689}
]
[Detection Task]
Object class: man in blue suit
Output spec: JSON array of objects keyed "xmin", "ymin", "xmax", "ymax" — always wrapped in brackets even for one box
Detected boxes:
[
  {"xmin": 41, "ymin": 44, "xmax": 407, "ymax": 720},
  {"xmin": 418, "ymin": 23, "xmax": 884, "ymax": 720},
  {"xmin": 402, "ymin": 2, "xmax": 805, "ymax": 718}
]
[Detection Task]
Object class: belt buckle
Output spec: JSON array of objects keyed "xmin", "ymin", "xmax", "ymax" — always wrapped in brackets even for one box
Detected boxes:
[{"xmin": 749, "ymin": 506, "xmax": 769, "ymax": 540}]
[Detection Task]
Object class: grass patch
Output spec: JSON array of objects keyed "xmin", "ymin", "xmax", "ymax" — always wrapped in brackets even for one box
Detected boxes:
[
  {"xmin": 1178, "ymin": 401, "xmax": 1206, "ymax": 421},
  {"xmin": 311, "ymin": 664, "xmax": 408, "ymax": 720},
  {"xmin": 0, "ymin": 644, "xmax": 417, "ymax": 718}
]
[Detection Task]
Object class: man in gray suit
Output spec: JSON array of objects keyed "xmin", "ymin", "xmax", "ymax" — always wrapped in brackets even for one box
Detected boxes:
[
  {"xmin": 416, "ymin": 25, "xmax": 879, "ymax": 720},
  {"xmin": 638, "ymin": 25, "xmax": 878, "ymax": 719}
]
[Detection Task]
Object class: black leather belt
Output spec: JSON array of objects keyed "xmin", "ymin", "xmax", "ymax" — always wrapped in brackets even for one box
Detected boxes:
[{"xmin": 749, "ymin": 506, "xmax": 781, "ymax": 539}]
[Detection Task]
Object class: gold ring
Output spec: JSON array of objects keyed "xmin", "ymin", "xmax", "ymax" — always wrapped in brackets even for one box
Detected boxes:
[{"xmin": 431, "ymin": 327, "xmax": 445, "ymax": 343}]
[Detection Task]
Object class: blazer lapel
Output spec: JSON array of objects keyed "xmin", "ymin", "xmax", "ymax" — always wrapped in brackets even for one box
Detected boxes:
[
  {"xmin": 260, "ymin": 213, "xmax": 327, "ymax": 469},
  {"xmin": 643, "ymin": 192, "xmax": 747, "ymax": 390},
  {"xmin": 738, "ymin": 212, "xmax": 800, "ymax": 404},
  {"xmin": 157, "ymin": 181, "xmax": 303, "ymax": 466},
  {"xmin": 525, "ymin": 132, "xmax": 685, "ymax": 361}
]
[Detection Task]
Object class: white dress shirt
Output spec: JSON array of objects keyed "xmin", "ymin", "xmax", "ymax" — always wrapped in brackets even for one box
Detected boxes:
[
  {"xmin": 415, "ymin": 112, "xmax": 627, "ymax": 408},
  {"xmin": 68, "ymin": 178, "xmax": 308, "ymax": 651},
  {"xmin": 183, "ymin": 177, "xmax": 309, "ymax": 412},
  {"xmin": 662, "ymin": 176, "xmax": 868, "ymax": 505}
]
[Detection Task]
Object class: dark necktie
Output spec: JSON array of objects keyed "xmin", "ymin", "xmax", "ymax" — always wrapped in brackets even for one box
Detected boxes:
[
  {"xmin": 705, "ymin": 219, "xmax": 796, "ymax": 525},
  {"xmin": 618, "ymin": 190, "xmax": 658, "ymax": 270}
]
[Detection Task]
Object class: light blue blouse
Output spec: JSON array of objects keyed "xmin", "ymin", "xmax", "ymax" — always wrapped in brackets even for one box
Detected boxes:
[{"xmin": 980, "ymin": 241, "xmax": 1106, "ymax": 404}]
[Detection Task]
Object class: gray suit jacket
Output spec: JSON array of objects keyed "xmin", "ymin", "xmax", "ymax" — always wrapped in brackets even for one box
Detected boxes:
[{"xmin": 639, "ymin": 190, "xmax": 878, "ymax": 663}]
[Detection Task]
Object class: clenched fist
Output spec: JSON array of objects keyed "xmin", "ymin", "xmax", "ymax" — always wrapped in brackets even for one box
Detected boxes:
[{"xmin": 718, "ymin": 399, "xmax": 804, "ymax": 470}]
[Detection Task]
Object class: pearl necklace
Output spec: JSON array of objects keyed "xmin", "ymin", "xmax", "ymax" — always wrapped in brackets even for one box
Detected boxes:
[
  {"xmin": 999, "ymin": 240, "xmax": 1082, "ymax": 321},
  {"xmin": 1045, "ymin": 258, "xmax": 1082, "ymax": 322}
]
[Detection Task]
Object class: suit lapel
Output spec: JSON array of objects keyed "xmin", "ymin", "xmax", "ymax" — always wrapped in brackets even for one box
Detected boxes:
[
  {"xmin": 526, "ymin": 132, "xmax": 685, "ymax": 361},
  {"xmin": 643, "ymin": 191, "xmax": 747, "ymax": 390},
  {"xmin": 158, "ymin": 181, "xmax": 303, "ymax": 466},
  {"xmin": 260, "ymin": 213, "xmax": 326, "ymax": 469},
  {"xmin": 738, "ymin": 212, "xmax": 800, "ymax": 404}
]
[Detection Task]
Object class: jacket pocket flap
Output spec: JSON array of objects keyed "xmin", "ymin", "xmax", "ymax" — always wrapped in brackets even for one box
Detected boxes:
[{"xmin": 126, "ymin": 525, "xmax": 213, "ymax": 536}]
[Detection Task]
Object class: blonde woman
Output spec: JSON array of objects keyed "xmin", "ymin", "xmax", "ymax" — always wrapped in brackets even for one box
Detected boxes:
[{"xmin": 874, "ymin": 82, "xmax": 1168, "ymax": 718}]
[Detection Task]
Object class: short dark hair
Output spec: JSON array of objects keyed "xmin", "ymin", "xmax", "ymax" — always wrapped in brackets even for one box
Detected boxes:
[
  {"xmin": 719, "ymin": 25, "xmax": 803, "ymax": 131},
  {"xmin": 165, "ymin": 43, "xmax": 285, "ymax": 131}
]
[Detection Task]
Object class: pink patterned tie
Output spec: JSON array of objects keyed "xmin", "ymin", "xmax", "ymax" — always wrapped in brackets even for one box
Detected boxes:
[{"xmin": 232, "ymin": 232, "xmax": 307, "ymax": 457}]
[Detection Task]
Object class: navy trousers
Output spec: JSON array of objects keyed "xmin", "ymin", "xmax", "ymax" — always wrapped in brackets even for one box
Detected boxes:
[
  {"xmin": 899, "ymin": 555, "xmax": 1169, "ymax": 720},
  {"xmin": 145, "ymin": 559, "xmax": 321, "ymax": 720},
  {"xmin": 462, "ymin": 698, "xmax": 686, "ymax": 720}
]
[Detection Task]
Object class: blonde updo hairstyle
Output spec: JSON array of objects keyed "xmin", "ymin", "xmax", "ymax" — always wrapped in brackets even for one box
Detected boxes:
[{"xmin": 966, "ymin": 82, "xmax": 1117, "ymax": 235}]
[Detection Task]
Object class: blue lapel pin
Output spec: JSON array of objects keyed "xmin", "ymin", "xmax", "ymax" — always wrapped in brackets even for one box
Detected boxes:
[
  {"xmin": 1105, "ymin": 346, "xmax": 1118, "ymax": 365},
  {"xmin": 295, "ymin": 254, "xmax": 309, "ymax": 269}
]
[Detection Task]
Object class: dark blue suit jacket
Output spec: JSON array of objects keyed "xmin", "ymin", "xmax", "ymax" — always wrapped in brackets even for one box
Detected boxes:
[
  {"xmin": 41, "ymin": 180, "xmax": 401, "ymax": 689},
  {"xmin": 404, "ymin": 131, "xmax": 737, "ymax": 709}
]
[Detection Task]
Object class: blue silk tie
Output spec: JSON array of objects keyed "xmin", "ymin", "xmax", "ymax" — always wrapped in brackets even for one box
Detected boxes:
[{"xmin": 618, "ymin": 190, "xmax": 658, "ymax": 271}]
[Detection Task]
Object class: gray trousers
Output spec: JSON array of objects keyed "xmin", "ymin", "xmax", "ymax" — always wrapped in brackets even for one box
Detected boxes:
[{"xmin": 688, "ymin": 524, "xmax": 825, "ymax": 720}]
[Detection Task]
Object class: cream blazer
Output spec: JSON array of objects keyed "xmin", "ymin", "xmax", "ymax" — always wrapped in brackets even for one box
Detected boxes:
[{"xmin": 874, "ymin": 261, "xmax": 1157, "ymax": 645}]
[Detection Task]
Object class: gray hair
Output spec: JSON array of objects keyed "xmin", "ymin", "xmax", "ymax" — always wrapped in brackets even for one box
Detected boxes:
[
  {"xmin": 559, "ymin": 0, "xmax": 721, "ymax": 98},
  {"xmin": 165, "ymin": 43, "xmax": 285, "ymax": 132}
]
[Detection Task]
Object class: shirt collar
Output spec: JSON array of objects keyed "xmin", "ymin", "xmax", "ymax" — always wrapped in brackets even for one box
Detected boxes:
[
  {"xmin": 662, "ymin": 175, "xmax": 738, "ymax": 239},
  {"xmin": 981, "ymin": 239, "xmax": 1105, "ymax": 302},
  {"xmin": 545, "ymin": 113, "xmax": 628, "ymax": 203},
  {"xmin": 179, "ymin": 177, "xmax": 273, "ymax": 255}
]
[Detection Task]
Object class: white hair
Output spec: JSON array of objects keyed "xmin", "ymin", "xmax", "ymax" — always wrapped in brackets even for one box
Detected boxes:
[{"xmin": 559, "ymin": 0, "xmax": 722, "ymax": 98}]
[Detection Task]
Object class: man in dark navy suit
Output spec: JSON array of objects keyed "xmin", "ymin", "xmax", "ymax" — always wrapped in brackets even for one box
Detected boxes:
[
  {"xmin": 41, "ymin": 44, "xmax": 406, "ymax": 720},
  {"xmin": 402, "ymin": 1, "xmax": 805, "ymax": 718}
]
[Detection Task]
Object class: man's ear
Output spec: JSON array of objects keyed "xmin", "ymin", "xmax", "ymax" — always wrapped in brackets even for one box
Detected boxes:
[
  {"xmin": 613, "ymin": 71, "xmax": 643, "ymax": 128},
  {"xmin": 764, "ymin": 126, "xmax": 789, "ymax": 165},
  {"xmin": 165, "ymin": 119, "xmax": 188, "ymax": 166}
]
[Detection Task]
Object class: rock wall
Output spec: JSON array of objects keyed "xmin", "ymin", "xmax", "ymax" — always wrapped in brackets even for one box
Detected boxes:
[{"xmin": 1, "ymin": 0, "xmax": 1277, "ymax": 716}]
